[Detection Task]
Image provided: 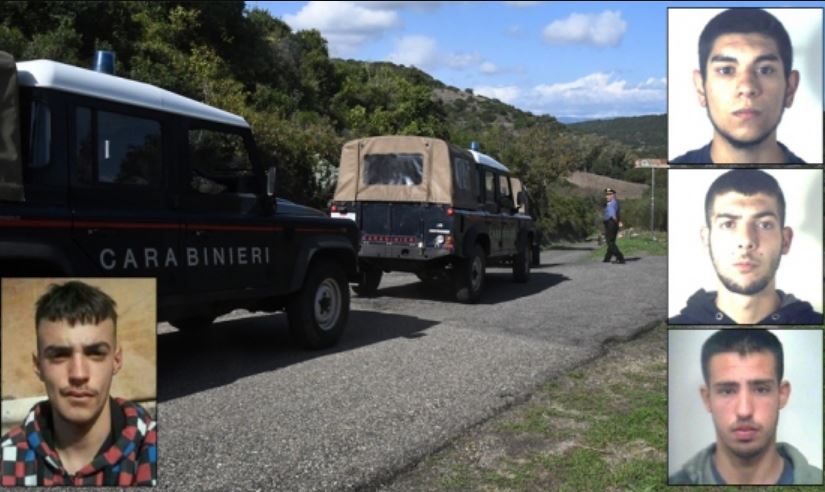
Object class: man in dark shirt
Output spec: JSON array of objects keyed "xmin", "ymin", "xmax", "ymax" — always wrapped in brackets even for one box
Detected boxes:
[
  {"xmin": 671, "ymin": 9, "xmax": 804, "ymax": 164},
  {"xmin": 669, "ymin": 170, "xmax": 822, "ymax": 324},
  {"xmin": 602, "ymin": 188, "xmax": 624, "ymax": 264}
]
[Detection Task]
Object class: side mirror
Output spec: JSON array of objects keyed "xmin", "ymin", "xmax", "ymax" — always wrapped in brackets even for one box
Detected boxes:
[
  {"xmin": 516, "ymin": 191, "xmax": 526, "ymax": 206},
  {"xmin": 266, "ymin": 167, "xmax": 277, "ymax": 197}
]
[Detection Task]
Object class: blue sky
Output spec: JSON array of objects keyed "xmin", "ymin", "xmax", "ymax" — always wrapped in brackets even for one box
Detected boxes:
[{"xmin": 250, "ymin": 1, "xmax": 822, "ymax": 120}]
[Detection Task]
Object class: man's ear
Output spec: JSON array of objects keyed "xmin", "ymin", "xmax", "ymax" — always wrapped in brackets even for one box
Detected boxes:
[
  {"xmin": 781, "ymin": 226, "xmax": 793, "ymax": 255},
  {"xmin": 701, "ymin": 226, "xmax": 710, "ymax": 248},
  {"xmin": 693, "ymin": 69, "xmax": 707, "ymax": 107},
  {"xmin": 778, "ymin": 380, "xmax": 791, "ymax": 409},
  {"xmin": 784, "ymin": 70, "xmax": 800, "ymax": 108},
  {"xmin": 112, "ymin": 345, "xmax": 123, "ymax": 375},
  {"xmin": 700, "ymin": 385, "xmax": 712, "ymax": 412},
  {"xmin": 32, "ymin": 352, "xmax": 43, "ymax": 382}
]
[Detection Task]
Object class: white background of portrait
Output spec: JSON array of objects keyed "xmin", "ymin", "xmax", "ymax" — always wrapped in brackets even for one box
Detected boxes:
[
  {"xmin": 668, "ymin": 168, "xmax": 823, "ymax": 319},
  {"xmin": 668, "ymin": 8, "xmax": 823, "ymax": 163},
  {"xmin": 668, "ymin": 329, "xmax": 823, "ymax": 476}
]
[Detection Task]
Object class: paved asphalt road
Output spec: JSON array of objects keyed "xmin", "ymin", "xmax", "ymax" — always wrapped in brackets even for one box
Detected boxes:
[{"xmin": 156, "ymin": 245, "xmax": 666, "ymax": 491}]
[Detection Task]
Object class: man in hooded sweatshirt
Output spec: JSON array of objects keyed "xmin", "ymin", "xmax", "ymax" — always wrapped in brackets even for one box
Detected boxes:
[
  {"xmin": 669, "ymin": 329, "xmax": 822, "ymax": 485},
  {"xmin": 669, "ymin": 169, "xmax": 822, "ymax": 325},
  {"xmin": 0, "ymin": 281, "xmax": 157, "ymax": 486}
]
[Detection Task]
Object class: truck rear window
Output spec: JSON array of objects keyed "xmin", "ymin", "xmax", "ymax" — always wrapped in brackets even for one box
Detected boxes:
[{"xmin": 362, "ymin": 153, "xmax": 423, "ymax": 186}]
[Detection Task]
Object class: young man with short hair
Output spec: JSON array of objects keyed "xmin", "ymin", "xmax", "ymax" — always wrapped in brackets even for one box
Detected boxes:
[
  {"xmin": 0, "ymin": 281, "xmax": 157, "ymax": 486},
  {"xmin": 669, "ymin": 169, "xmax": 822, "ymax": 324},
  {"xmin": 671, "ymin": 8, "xmax": 804, "ymax": 164},
  {"xmin": 670, "ymin": 330, "xmax": 822, "ymax": 485}
]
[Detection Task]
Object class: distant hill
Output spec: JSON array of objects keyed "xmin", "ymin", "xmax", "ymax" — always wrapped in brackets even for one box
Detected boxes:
[
  {"xmin": 565, "ymin": 171, "xmax": 649, "ymax": 199},
  {"xmin": 568, "ymin": 114, "xmax": 666, "ymax": 159}
]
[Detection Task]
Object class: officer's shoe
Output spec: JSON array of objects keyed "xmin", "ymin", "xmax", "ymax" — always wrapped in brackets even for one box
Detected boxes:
[{"xmin": 612, "ymin": 259, "xmax": 626, "ymax": 264}]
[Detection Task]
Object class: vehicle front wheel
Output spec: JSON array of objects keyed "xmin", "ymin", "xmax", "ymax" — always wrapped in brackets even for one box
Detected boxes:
[
  {"xmin": 352, "ymin": 266, "xmax": 382, "ymax": 297},
  {"xmin": 454, "ymin": 244, "xmax": 486, "ymax": 303},
  {"xmin": 513, "ymin": 242, "xmax": 530, "ymax": 283},
  {"xmin": 287, "ymin": 259, "xmax": 350, "ymax": 349}
]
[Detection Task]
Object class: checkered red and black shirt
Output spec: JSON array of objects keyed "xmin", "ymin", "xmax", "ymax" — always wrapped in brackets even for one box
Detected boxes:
[{"xmin": 1, "ymin": 397, "xmax": 157, "ymax": 486}]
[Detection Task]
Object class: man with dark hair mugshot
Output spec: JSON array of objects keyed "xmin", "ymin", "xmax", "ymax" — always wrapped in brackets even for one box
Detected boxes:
[
  {"xmin": 0, "ymin": 281, "xmax": 157, "ymax": 486},
  {"xmin": 669, "ymin": 330, "xmax": 822, "ymax": 485},
  {"xmin": 671, "ymin": 8, "xmax": 806, "ymax": 164},
  {"xmin": 669, "ymin": 169, "xmax": 822, "ymax": 324}
]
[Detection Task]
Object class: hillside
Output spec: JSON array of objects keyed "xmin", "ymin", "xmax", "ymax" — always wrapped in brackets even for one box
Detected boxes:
[
  {"xmin": 568, "ymin": 114, "xmax": 667, "ymax": 158},
  {"xmin": 1, "ymin": 1, "xmax": 661, "ymax": 239}
]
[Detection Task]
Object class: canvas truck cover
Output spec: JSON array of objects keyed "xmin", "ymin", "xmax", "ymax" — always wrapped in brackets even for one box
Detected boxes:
[
  {"xmin": 0, "ymin": 51, "xmax": 23, "ymax": 202},
  {"xmin": 335, "ymin": 136, "xmax": 475, "ymax": 207}
]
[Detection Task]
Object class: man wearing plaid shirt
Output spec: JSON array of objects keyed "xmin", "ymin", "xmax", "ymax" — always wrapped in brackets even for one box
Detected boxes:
[{"xmin": 1, "ymin": 281, "xmax": 156, "ymax": 486}]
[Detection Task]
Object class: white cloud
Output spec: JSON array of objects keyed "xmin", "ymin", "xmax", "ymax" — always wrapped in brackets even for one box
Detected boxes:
[
  {"xmin": 388, "ymin": 35, "xmax": 484, "ymax": 71},
  {"xmin": 504, "ymin": 1, "xmax": 540, "ymax": 7},
  {"xmin": 542, "ymin": 10, "xmax": 627, "ymax": 47},
  {"xmin": 284, "ymin": 1, "xmax": 400, "ymax": 57},
  {"xmin": 480, "ymin": 62, "xmax": 500, "ymax": 75},
  {"xmin": 505, "ymin": 25, "xmax": 522, "ymax": 38},
  {"xmin": 388, "ymin": 35, "xmax": 439, "ymax": 67},
  {"xmin": 354, "ymin": 1, "xmax": 446, "ymax": 12},
  {"xmin": 474, "ymin": 85, "xmax": 521, "ymax": 104},
  {"xmin": 526, "ymin": 72, "xmax": 665, "ymax": 117}
]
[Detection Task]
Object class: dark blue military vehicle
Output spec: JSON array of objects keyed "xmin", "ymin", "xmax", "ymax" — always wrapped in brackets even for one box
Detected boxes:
[{"xmin": 0, "ymin": 52, "xmax": 358, "ymax": 349}]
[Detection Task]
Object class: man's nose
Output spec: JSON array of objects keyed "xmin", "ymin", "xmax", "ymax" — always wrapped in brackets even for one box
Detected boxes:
[
  {"xmin": 68, "ymin": 354, "xmax": 89, "ymax": 384},
  {"xmin": 737, "ymin": 224, "xmax": 758, "ymax": 251},
  {"xmin": 737, "ymin": 69, "xmax": 761, "ymax": 98},
  {"xmin": 736, "ymin": 388, "xmax": 755, "ymax": 419}
]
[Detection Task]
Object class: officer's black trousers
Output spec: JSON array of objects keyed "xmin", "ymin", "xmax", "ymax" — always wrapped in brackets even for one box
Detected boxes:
[{"xmin": 603, "ymin": 219, "xmax": 624, "ymax": 262}]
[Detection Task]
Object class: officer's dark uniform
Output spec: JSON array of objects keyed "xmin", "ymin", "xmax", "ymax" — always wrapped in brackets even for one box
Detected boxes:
[{"xmin": 603, "ymin": 188, "xmax": 625, "ymax": 264}]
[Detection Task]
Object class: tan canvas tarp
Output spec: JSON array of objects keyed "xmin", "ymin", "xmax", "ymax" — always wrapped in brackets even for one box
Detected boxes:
[
  {"xmin": 334, "ymin": 136, "xmax": 452, "ymax": 204},
  {"xmin": 0, "ymin": 51, "xmax": 23, "ymax": 202}
]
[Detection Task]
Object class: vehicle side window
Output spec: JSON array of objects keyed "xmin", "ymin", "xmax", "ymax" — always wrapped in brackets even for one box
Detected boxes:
[
  {"xmin": 75, "ymin": 107, "xmax": 162, "ymax": 186},
  {"xmin": 188, "ymin": 128, "xmax": 253, "ymax": 195},
  {"xmin": 498, "ymin": 175, "xmax": 513, "ymax": 208},
  {"xmin": 20, "ymin": 99, "xmax": 50, "ymax": 169},
  {"xmin": 484, "ymin": 170, "xmax": 496, "ymax": 206},
  {"xmin": 453, "ymin": 156, "xmax": 474, "ymax": 193},
  {"xmin": 362, "ymin": 153, "xmax": 423, "ymax": 186}
]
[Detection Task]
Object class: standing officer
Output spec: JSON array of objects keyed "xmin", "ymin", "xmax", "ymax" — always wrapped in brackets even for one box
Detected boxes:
[{"xmin": 603, "ymin": 188, "xmax": 625, "ymax": 264}]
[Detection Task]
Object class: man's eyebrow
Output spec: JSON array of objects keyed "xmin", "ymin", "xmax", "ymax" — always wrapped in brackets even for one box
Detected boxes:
[
  {"xmin": 710, "ymin": 54, "xmax": 780, "ymax": 64},
  {"xmin": 42, "ymin": 341, "xmax": 112, "ymax": 355}
]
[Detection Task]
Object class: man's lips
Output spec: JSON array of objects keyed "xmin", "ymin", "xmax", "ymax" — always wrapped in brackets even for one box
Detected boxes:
[
  {"xmin": 733, "ymin": 261, "xmax": 758, "ymax": 273},
  {"xmin": 733, "ymin": 109, "xmax": 762, "ymax": 120},
  {"xmin": 733, "ymin": 425, "xmax": 759, "ymax": 441},
  {"xmin": 62, "ymin": 389, "xmax": 96, "ymax": 398}
]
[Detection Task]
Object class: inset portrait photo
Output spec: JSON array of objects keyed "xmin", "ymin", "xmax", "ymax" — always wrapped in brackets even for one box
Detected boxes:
[
  {"xmin": 668, "ymin": 329, "xmax": 823, "ymax": 485},
  {"xmin": 1, "ymin": 278, "xmax": 157, "ymax": 486},
  {"xmin": 668, "ymin": 8, "xmax": 823, "ymax": 164},
  {"xmin": 668, "ymin": 168, "xmax": 823, "ymax": 325}
]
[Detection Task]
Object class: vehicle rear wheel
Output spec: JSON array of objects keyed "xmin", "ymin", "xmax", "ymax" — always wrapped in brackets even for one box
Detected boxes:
[
  {"xmin": 352, "ymin": 266, "xmax": 382, "ymax": 297},
  {"xmin": 513, "ymin": 242, "xmax": 530, "ymax": 283},
  {"xmin": 454, "ymin": 244, "xmax": 485, "ymax": 303},
  {"xmin": 287, "ymin": 259, "xmax": 349, "ymax": 349}
]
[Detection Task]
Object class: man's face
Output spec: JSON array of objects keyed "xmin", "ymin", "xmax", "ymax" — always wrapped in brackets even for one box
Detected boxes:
[
  {"xmin": 693, "ymin": 33, "xmax": 799, "ymax": 148},
  {"xmin": 33, "ymin": 318, "xmax": 122, "ymax": 429},
  {"xmin": 703, "ymin": 191, "xmax": 792, "ymax": 296},
  {"xmin": 606, "ymin": 192, "xmax": 615, "ymax": 202},
  {"xmin": 701, "ymin": 351, "xmax": 789, "ymax": 460}
]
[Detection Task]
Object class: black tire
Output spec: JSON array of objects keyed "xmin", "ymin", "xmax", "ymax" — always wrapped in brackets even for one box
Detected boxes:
[
  {"xmin": 352, "ymin": 266, "xmax": 382, "ymax": 297},
  {"xmin": 513, "ymin": 242, "xmax": 530, "ymax": 283},
  {"xmin": 172, "ymin": 316, "xmax": 214, "ymax": 332},
  {"xmin": 454, "ymin": 244, "xmax": 485, "ymax": 303},
  {"xmin": 287, "ymin": 259, "xmax": 350, "ymax": 349}
]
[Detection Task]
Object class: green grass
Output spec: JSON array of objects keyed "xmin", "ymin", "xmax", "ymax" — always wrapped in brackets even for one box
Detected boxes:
[{"xmin": 590, "ymin": 231, "xmax": 667, "ymax": 259}]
